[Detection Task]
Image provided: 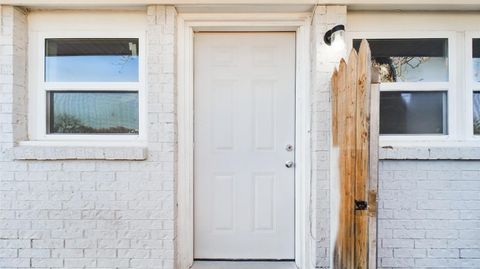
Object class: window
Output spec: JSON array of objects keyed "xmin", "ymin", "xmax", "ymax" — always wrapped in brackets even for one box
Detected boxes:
[
  {"xmin": 380, "ymin": 91, "xmax": 447, "ymax": 135},
  {"xmin": 33, "ymin": 36, "xmax": 144, "ymax": 140},
  {"xmin": 471, "ymin": 38, "xmax": 480, "ymax": 136},
  {"xmin": 353, "ymin": 37, "xmax": 452, "ymax": 136},
  {"xmin": 45, "ymin": 38, "xmax": 139, "ymax": 82},
  {"xmin": 47, "ymin": 91, "xmax": 139, "ymax": 134},
  {"xmin": 474, "ymin": 92, "xmax": 480, "ymax": 135}
]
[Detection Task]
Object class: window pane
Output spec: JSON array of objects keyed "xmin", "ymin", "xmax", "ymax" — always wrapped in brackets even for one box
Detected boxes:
[
  {"xmin": 380, "ymin": 91, "xmax": 447, "ymax": 135},
  {"xmin": 474, "ymin": 91, "xmax": 480, "ymax": 135},
  {"xmin": 48, "ymin": 91, "xmax": 139, "ymax": 134},
  {"xmin": 353, "ymin": 39, "xmax": 448, "ymax": 82},
  {"xmin": 472, "ymin": 39, "xmax": 480, "ymax": 82},
  {"xmin": 45, "ymin": 38, "xmax": 139, "ymax": 82}
]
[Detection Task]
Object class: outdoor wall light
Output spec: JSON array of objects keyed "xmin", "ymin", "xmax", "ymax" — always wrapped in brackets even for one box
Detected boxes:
[{"xmin": 324, "ymin": 24, "xmax": 345, "ymax": 46}]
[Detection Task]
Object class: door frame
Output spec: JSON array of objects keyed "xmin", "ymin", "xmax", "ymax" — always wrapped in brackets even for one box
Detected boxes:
[{"xmin": 177, "ymin": 13, "xmax": 312, "ymax": 269}]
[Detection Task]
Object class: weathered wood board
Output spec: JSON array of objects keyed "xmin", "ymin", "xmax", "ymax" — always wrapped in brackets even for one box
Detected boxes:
[{"xmin": 332, "ymin": 39, "xmax": 379, "ymax": 269}]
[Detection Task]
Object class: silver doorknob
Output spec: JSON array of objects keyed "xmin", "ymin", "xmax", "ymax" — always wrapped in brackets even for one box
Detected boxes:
[{"xmin": 285, "ymin": 161, "xmax": 294, "ymax": 168}]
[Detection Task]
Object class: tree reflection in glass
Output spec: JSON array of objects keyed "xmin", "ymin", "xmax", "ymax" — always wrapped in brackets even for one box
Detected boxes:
[
  {"xmin": 354, "ymin": 39, "xmax": 449, "ymax": 83},
  {"xmin": 474, "ymin": 92, "xmax": 480, "ymax": 135},
  {"xmin": 48, "ymin": 91, "xmax": 139, "ymax": 134}
]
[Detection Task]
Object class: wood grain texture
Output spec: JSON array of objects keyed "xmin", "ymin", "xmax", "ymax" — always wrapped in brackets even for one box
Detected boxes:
[
  {"xmin": 331, "ymin": 39, "xmax": 378, "ymax": 269},
  {"xmin": 345, "ymin": 50, "xmax": 358, "ymax": 269},
  {"xmin": 333, "ymin": 59, "xmax": 347, "ymax": 269},
  {"xmin": 354, "ymin": 40, "xmax": 371, "ymax": 269},
  {"xmin": 332, "ymin": 68, "xmax": 339, "ymax": 146}
]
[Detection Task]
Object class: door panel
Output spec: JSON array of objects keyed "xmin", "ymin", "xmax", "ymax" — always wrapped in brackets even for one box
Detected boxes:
[{"xmin": 194, "ymin": 32, "xmax": 296, "ymax": 260}]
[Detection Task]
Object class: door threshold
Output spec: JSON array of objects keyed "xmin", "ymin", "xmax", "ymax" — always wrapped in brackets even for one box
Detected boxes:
[{"xmin": 191, "ymin": 261, "xmax": 297, "ymax": 269}]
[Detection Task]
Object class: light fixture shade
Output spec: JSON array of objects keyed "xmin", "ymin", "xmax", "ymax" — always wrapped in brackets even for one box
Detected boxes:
[{"xmin": 324, "ymin": 25, "xmax": 345, "ymax": 46}]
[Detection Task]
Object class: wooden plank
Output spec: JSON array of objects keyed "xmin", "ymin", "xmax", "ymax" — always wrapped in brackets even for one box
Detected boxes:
[
  {"xmin": 344, "ymin": 50, "xmax": 358, "ymax": 269},
  {"xmin": 333, "ymin": 59, "xmax": 347, "ymax": 269},
  {"xmin": 354, "ymin": 39, "xmax": 371, "ymax": 269},
  {"xmin": 368, "ymin": 69, "xmax": 381, "ymax": 269},
  {"xmin": 332, "ymin": 68, "xmax": 339, "ymax": 146}
]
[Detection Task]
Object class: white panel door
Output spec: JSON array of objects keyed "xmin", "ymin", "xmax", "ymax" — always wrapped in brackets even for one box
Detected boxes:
[{"xmin": 194, "ymin": 32, "xmax": 296, "ymax": 260}]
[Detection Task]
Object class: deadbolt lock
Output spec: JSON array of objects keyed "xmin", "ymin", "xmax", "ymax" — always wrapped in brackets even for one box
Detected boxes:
[{"xmin": 285, "ymin": 144, "xmax": 294, "ymax": 152}]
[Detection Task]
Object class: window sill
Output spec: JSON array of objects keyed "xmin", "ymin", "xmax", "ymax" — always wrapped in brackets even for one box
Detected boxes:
[
  {"xmin": 379, "ymin": 143, "xmax": 480, "ymax": 160},
  {"xmin": 14, "ymin": 142, "xmax": 147, "ymax": 160}
]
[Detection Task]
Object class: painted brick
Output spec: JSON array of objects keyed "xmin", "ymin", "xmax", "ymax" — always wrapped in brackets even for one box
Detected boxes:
[
  {"xmin": 393, "ymin": 248, "xmax": 426, "ymax": 258},
  {"xmin": 0, "ymin": 258, "xmax": 30, "ymax": 267},
  {"xmin": 461, "ymin": 249, "xmax": 480, "ymax": 258},
  {"xmin": 311, "ymin": 6, "xmax": 347, "ymax": 268},
  {"xmin": 0, "ymin": 248, "xmax": 18, "ymax": 258},
  {"xmin": 18, "ymin": 249, "xmax": 50, "ymax": 258},
  {"xmin": 378, "ymin": 160, "xmax": 480, "ymax": 268},
  {"xmin": 83, "ymin": 249, "xmax": 116, "ymax": 258},
  {"xmin": 51, "ymin": 249, "xmax": 83, "ymax": 258},
  {"xmin": 381, "ymin": 257, "xmax": 414, "ymax": 267},
  {"xmin": 427, "ymin": 248, "xmax": 459, "ymax": 258},
  {"xmin": 64, "ymin": 258, "xmax": 96, "ymax": 268},
  {"xmin": 0, "ymin": 5, "xmax": 177, "ymax": 269}
]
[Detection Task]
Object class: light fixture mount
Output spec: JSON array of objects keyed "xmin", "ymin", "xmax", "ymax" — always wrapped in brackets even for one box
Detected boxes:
[{"xmin": 324, "ymin": 24, "xmax": 345, "ymax": 46}]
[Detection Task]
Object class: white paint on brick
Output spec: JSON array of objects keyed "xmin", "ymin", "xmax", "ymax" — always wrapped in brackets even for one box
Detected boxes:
[
  {"xmin": 0, "ymin": 6, "xmax": 28, "ymax": 158},
  {"xmin": 13, "ymin": 145, "xmax": 148, "ymax": 160},
  {"xmin": 0, "ymin": 5, "xmax": 177, "ymax": 269},
  {"xmin": 380, "ymin": 146, "xmax": 480, "ymax": 160},
  {"xmin": 378, "ymin": 160, "xmax": 480, "ymax": 268},
  {"xmin": 310, "ymin": 5, "xmax": 347, "ymax": 269}
]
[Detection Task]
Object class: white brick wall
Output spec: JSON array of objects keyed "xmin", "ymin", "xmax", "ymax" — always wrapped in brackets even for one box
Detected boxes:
[
  {"xmin": 378, "ymin": 160, "xmax": 480, "ymax": 268},
  {"xmin": 0, "ymin": 5, "xmax": 177, "ymax": 269},
  {"xmin": 310, "ymin": 6, "xmax": 347, "ymax": 269},
  {"xmin": 0, "ymin": 6, "xmax": 28, "ymax": 156}
]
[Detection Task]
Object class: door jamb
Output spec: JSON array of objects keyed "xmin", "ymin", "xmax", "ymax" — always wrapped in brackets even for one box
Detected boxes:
[{"xmin": 177, "ymin": 13, "xmax": 312, "ymax": 269}]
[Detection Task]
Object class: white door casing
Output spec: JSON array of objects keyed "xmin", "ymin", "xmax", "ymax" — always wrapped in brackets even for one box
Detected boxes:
[{"xmin": 194, "ymin": 32, "xmax": 296, "ymax": 260}]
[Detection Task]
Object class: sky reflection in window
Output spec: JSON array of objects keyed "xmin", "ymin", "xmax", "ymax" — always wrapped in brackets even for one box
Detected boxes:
[{"xmin": 45, "ymin": 38, "xmax": 139, "ymax": 82}]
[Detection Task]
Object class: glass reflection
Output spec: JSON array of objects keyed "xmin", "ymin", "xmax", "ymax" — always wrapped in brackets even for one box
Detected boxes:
[
  {"xmin": 380, "ymin": 91, "xmax": 447, "ymax": 135},
  {"xmin": 354, "ymin": 39, "xmax": 448, "ymax": 83},
  {"xmin": 48, "ymin": 91, "xmax": 139, "ymax": 134},
  {"xmin": 473, "ymin": 39, "xmax": 480, "ymax": 82},
  {"xmin": 474, "ymin": 92, "xmax": 480, "ymax": 135},
  {"xmin": 45, "ymin": 38, "xmax": 139, "ymax": 82}
]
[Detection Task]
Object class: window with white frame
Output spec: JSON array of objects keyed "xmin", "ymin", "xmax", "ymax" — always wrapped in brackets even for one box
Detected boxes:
[
  {"xmin": 353, "ymin": 37, "xmax": 452, "ymax": 136},
  {"xmin": 471, "ymin": 38, "xmax": 480, "ymax": 136},
  {"xmin": 35, "ymin": 36, "xmax": 144, "ymax": 139}
]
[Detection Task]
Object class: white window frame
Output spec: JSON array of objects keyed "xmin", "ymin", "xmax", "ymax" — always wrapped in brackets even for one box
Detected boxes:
[
  {"xmin": 465, "ymin": 32, "xmax": 480, "ymax": 141},
  {"xmin": 347, "ymin": 31, "xmax": 457, "ymax": 143},
  {"xmin": 29, "ymin": 30, "xmax": 146, "ymax": 142}
]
